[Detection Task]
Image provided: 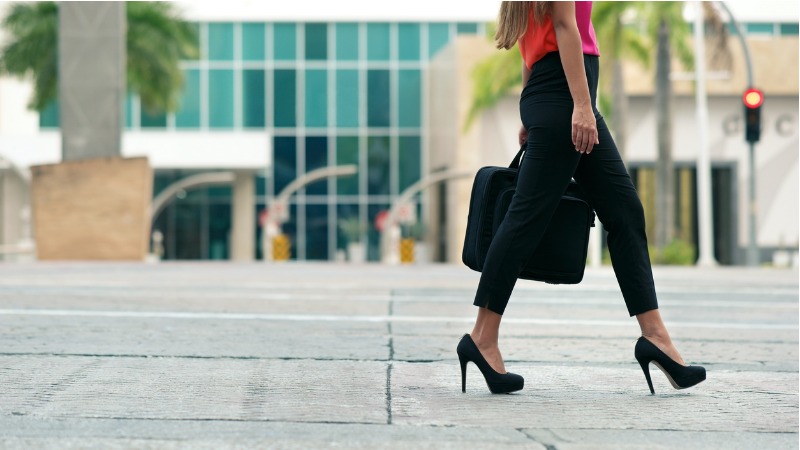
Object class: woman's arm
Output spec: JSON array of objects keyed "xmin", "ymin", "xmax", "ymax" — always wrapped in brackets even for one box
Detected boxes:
[
  {"xmin": 551, "ymin": 1, "xmax": 598, "ymax": 154},
  {"xmin": 519, "ymin": 62, "xmax": 533, "ymax": 145}
]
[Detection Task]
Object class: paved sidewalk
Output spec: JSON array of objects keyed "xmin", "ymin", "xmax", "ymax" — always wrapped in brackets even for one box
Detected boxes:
[{"xmin": 0, "ymin": 262, "xmax": 797, "ymax": 449}]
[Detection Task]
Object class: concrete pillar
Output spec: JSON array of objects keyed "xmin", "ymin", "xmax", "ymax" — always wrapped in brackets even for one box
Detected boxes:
[
  {"xmin": 59, "ymin": 2, "xmax": 125, "ymax": 161},
  {"xmin": 231, "ymin": 171, "xmax": 255, "ymax": 261}
]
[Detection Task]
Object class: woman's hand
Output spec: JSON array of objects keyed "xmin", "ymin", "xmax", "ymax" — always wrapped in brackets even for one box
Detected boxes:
[
  {"xmin": 572, "ymin": 104, "xmax": 599, "ymax": 154},
  {"xmin": 518, "ymin": 124, "xmax": 528, "ymax": 146}
]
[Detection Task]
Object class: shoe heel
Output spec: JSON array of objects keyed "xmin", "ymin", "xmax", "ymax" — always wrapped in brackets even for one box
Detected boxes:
[
  {"xmin": 458, "ymin": 353, "xmax": 468, "ymax": 393},
  {"xmin": 638, "ymin": 359, "xmax": 655, "ymax": 395}
]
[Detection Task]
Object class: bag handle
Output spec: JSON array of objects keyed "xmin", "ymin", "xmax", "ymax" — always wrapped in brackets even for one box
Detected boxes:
[{"xmin": 509, "ymin": 144, "xmax": 525, "ymax": 169}]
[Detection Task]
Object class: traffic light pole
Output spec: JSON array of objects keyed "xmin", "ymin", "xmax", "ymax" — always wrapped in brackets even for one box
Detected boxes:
[
  {"xmin": 747, "ymin": 143, "xmax": 758, "ymax": 266},
  {"xmin": 718, "ymin": 1, "xmax": 758, "ymax": 266}
]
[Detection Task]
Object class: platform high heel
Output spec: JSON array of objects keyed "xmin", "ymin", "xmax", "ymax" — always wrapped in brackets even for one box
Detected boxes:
[
  {"xmin": 457, "ymin": 334, "xmax": 524, "ymax": 394},
  {"xmin": 635, "ymin": 336, "xmax": 706, "ymax": 394}
]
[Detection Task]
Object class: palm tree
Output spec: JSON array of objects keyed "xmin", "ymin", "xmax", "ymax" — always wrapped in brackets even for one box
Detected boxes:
[
  {"xmin": 641, "ymin": 1, "xmax": 694, "ymax": 254},
  {"xmin": 0, "ymin": 1, "xmax": 198, "ymax": 114}
]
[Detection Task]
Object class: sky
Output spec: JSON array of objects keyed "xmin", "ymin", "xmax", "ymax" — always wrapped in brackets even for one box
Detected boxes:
[{"xmin": 175, "ymin": 0, "xmax": 800, "ymax": 23}]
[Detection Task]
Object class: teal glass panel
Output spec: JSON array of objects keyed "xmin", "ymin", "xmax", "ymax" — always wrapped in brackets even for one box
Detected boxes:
[
  {"xmin": 336, "ymin": 23, "xmax": 359, "ymax": 60},
  {"xmin": 305, "ymin": 136, "xmax": 328, "ymax": 195},
  {"xmin": 176, "ymin": 69, "xmax": 200, "ymax": 128},
  {"xmin": 125, "ymin": 93, "xmax": 133, "ymax": 128},
  {"xmin": 305, "ymin": 69, "xmax": 327, "ymax": 127},
  {"xmin": 398, "ymin": 70, "xmax": 421, "ymax": 128},
  {"xmin": 780, "ymin": 23, "xmax": 799, "ymax": 35},
  {"xmin": 368, "ymin": 136, "xmax": 390, "ymax": 195},
  {"xmin": 242, "ymin": 23, "xmax": 265, "ymax": 61},
  {"xmin": 336, "ymin": 69, "xmax": 359, "ymax": 128},
  {"xmin": 305, "ymin": 23, "xmax": 328, "ymax": 60},
  {"xmin": 305, "ymin": 204, "xmax": 329, "ymax": 260},
  {"xmin": 428, "ymin": 23, "xmax": 450, "ymax": 58},
  {"xmin": 274, "ymin": 23, "xmax": 296, "ymax": 60},
  {"xmin": 367, "ymin": 70, "xmax": 390, "ymax": 127},
  {"xmin": 273, "ymin": 70, "xmax": 296, "ymax": 127},
  {"xmin": 336, "ymin": 203, "xmax": 361, "ymax": 250},
  {"xmin": 336, "ymin": 136, "xmax": 359, "ymax": 195},
  {"xmin": 398, "ymin": 23, "xmax": 420, "ymax": 61},
  {"xmin": 367, "ymin": 23, "xmax": 390, "ymax": 61},
  {"xmin": 39, "ymin": 101, "xmax": 59, "ymax": 128},
  {"xmin": 457, "ymin": 23, "xmax": 478, "ymax": 34},
  {"xmin": 746, "ymin": 23, "xmax": 773, "ymax": 34},
  {"xmin": 273, "ymin": 136, "xmax": 297, "ymax": 194},
  {"xmin": 242, "ymin": 69, "xmax": 265, "ymax": 128},
  {"xmin": 141, "ymin": 108, "xmax": 167, "ymax": 128},
  {"xmin": 208, "ymin": 22, "xmax": 234, "ymax": 60},
  {"xmin": 399, "ymin": 136, "xmax": 421, "ymax": 191},
  {"xmin": 209, "ymin": 69, "xmax": 234, "ymax": 128}
]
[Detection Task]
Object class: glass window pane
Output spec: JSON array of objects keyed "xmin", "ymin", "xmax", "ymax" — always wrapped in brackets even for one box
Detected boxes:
[
  {"xmin": 273, "ymin": 70, "xmax": 296, "ymax": 127},
  {"xmin": 398, "ymin": 23, "xmax": 420, "ymax": 61},
  {"xmin": 336, "ymin": 203, "xmax": 361, "ymax": 250},
  {"xmin": 367, "ymin": 23, "xmax": 390, "ymax": 61},
  {"xmin": 305, "ymin": 136, "xmax": 328, "ymax": 196},
  {"xmin": 336, "ymin": 136, "xmax": 359, "ymax": 195},
  {"xmin": 305, "ymin": 204, "xmax": 329, "ymax": 260},
  {"xmin": 176, "ymin": 69, "xmax": 200, "ymax": 128},
  {"xmin": 273, "ymin": 136, "xmax": 297, "ymax": 194},
  {"xmin": 209, "ymin": 69, "xmax": 234, "ymax": 128},
  {"xmin": 457, "ymin": 23, "xmax": 478, "ymax": 34},
  {"xmin": 399, "ymin": 136, "xmax": 421, "ymax": 192},
  {"xmin": 208, "ymin": 203, "xmax": 231, "ymax": 260},
  {"xmin": 208, "ymin": 23, "xmax": 234, "ymax": 60},
  {"xmin": 428, "ymin": 23, "xmax": 451, "ymax": 58},
  {"xmin": 367, "ymin": 70, "xmax": 390, "ymax": 127},
  {"xmin": 242, "ymin": 69, "xmax": 265, "ymax": 128},
  {"xmin": 305, "ymin": 23, "xmax": 328, "ymax": 60},
  {"xmin": 336, "ymin": 70, "xmax": 359, "ymax": 127},
  {"xmin": 39, "ymin": 101, "xmax": 59, "ymax": 128},
  {"xmin": 274, "ymin": 23, "xmax": 296, "ymax": 60},
  {"xmin": 242, "ymin": 23, "xmax": 265, "ymax": 61},
  {"xmin": 398, "ymin": 70, "xmax": 421, "ymax": 128},
  {"xmin": 305, "ymin": 69, "xmax": 327, "ymax": 127},
  {"xmin": 125, "ymin": 93, "xmax": 133, "ymax": 129},
  {"xmin": 141, "ymin": 108, "xmax": 167, "ymax": 128},
  {"xmin": 368, "ymin": 136, "xmax": 390, "ymax": 196},
  {"xmin": 336, "ymin": 23, "xmax": 359, "ymax": 60},
  {"xmin": 780, "ymin": 23, "xmax": 799, "ymax": 35}
]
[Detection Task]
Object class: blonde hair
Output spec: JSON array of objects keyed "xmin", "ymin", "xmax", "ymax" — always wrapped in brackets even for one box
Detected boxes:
[{"xmin": 495, "ymin": 1, "xmax": 552, "ymax": 50}]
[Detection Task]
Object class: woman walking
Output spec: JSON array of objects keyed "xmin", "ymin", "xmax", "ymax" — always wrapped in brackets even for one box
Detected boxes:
[{"xmin": 457, "ymin": 1, "xmax": 706, "ymax": 395}]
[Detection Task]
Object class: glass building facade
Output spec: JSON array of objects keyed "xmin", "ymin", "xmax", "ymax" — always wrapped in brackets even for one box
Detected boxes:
[{"xmin": 41, "ymin": 21, "xmax": 484, "ymax": 260}]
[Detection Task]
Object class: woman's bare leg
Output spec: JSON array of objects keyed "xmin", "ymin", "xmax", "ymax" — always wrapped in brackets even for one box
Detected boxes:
[
  {"xmin": 470, "ymin": 306, "xmax": 507, "ymax": 373},
  {"xmin": 636, "ymin": 309, "xmax": 686, "ymax": 365}
]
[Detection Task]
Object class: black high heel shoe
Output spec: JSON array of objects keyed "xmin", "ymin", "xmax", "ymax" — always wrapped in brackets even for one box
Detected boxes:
[
  {"xmin": 457, "ymin": 334, "xmax": 524, "ymax": 394},
  {"xmin": 635, "ymin": 336, "xmax": 706, "ymax": 394}
]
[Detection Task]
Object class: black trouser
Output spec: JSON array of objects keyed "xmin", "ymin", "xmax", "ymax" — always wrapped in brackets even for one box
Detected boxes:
[{"xmin": 473, "ymin": 52, "xmax": 658, "ymax": 317}]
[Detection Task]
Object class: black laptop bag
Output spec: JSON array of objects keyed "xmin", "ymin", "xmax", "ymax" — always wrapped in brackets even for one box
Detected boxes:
[{"xmin": 462, "ymin": 146, "xmax": 596, "ymax": 284}]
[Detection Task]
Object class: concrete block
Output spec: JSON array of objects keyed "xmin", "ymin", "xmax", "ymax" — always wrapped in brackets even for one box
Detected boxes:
[{"xmin": 31, "ymin": 157, "xmax": 152, "ymax": 260}]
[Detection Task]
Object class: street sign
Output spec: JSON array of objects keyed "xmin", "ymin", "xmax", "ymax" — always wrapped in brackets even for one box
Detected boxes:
[
  {"xmin": 270, "ymin": 200, "xmax": 289, "ymax": 224},
  {"xmin": 395, "ymin": 201, "xmax": 417, "ymax": 224}
]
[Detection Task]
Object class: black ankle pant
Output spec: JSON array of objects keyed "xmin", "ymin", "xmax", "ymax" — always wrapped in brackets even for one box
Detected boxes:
[{"xmin": 473, "ymin": 52, "xmax": 658, "ymax": 317}]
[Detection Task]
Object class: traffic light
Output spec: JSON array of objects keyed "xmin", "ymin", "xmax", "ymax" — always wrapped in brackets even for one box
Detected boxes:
[{"xmin": 743, "ymin": 88, "xmax": 763, "ymax": 143}]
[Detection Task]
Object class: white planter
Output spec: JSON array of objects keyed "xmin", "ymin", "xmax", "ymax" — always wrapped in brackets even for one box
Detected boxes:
[{"xmin": 347, "ymin": 242, "xmax": 366, "ymax": 263}]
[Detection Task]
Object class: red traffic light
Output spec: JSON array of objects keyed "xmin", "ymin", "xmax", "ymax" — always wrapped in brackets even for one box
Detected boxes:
[{"xmin": 743, "ymin": 88, "xmax": 764, "ymax": 109}]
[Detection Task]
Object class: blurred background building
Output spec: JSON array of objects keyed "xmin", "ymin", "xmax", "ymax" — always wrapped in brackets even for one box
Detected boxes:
[{"xmin": 0, "ymin": 1, "xmax": 796, "ymax": 266}]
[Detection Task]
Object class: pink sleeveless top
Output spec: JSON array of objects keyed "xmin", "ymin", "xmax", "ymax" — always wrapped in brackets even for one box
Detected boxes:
[{"xmin": 518, "ymin": 1, "xmax": 600, "ymax": 69}]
